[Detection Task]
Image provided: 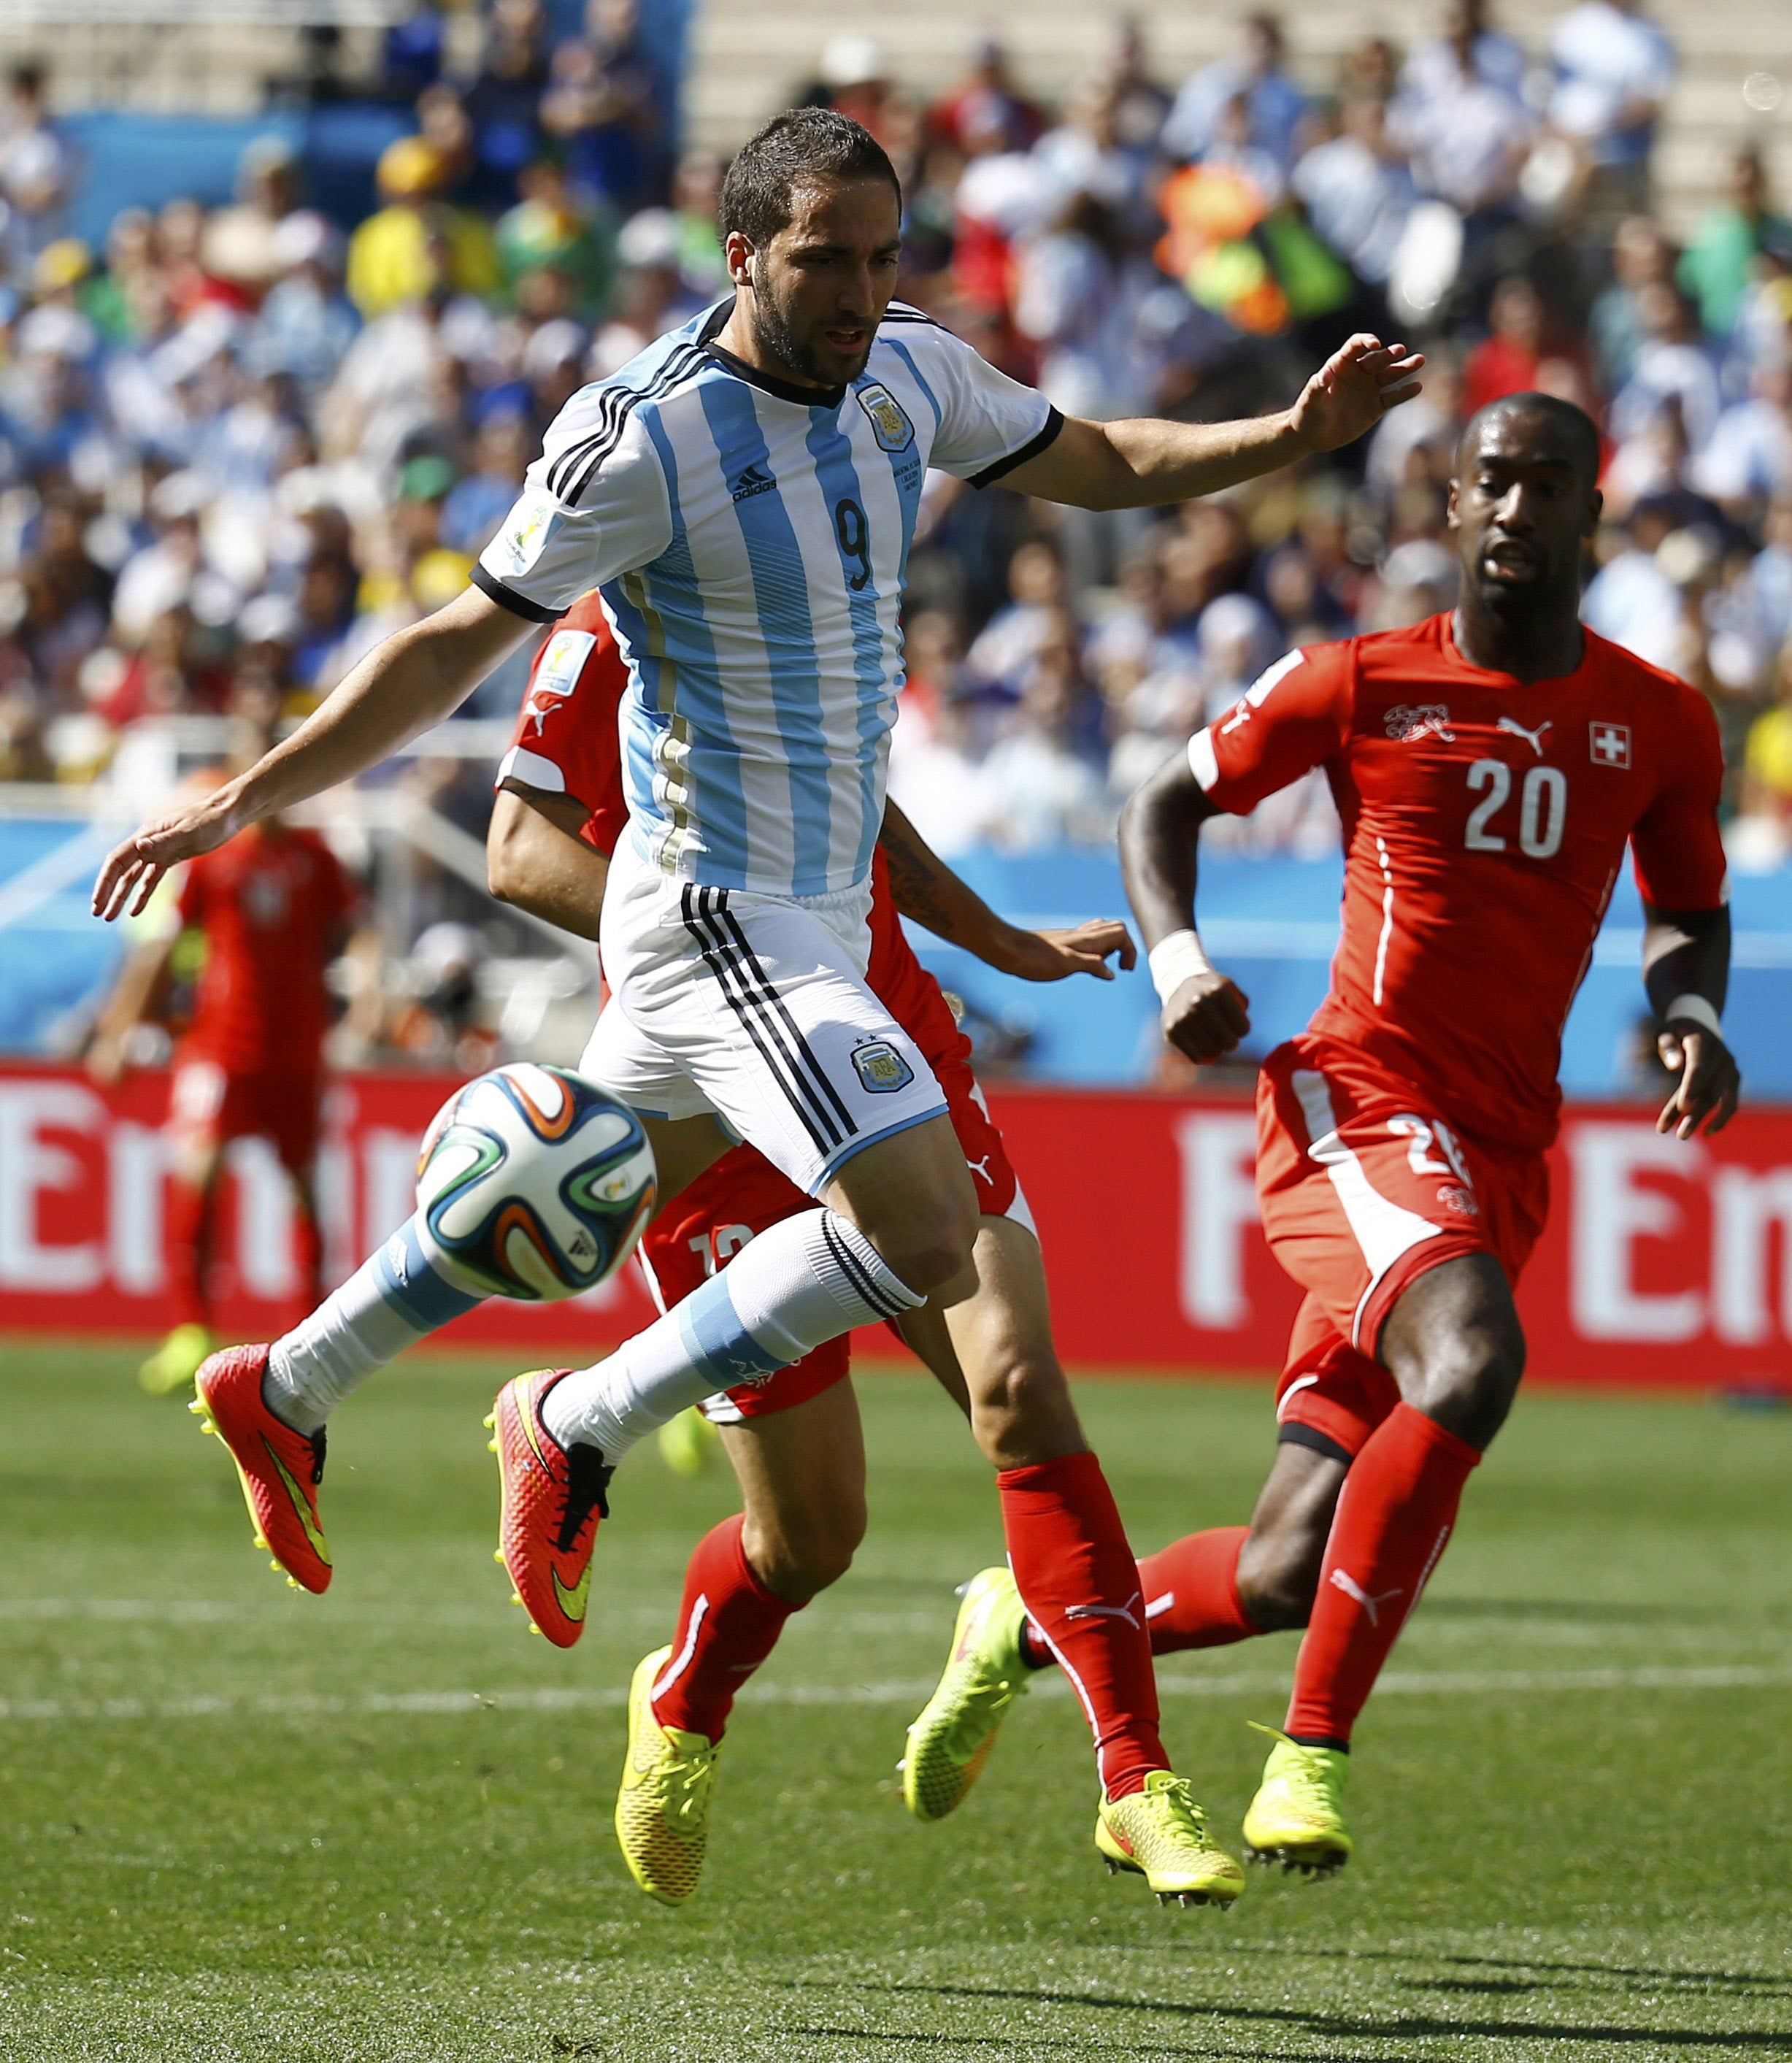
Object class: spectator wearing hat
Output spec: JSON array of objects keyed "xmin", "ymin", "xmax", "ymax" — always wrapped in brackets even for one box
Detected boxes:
[{"xmin": 346, "ymin": 137, "xmax": 499, "ymax": 320}]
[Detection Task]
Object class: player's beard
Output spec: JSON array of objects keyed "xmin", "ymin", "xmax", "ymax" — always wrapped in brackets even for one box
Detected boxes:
[
  {"xmin": 1473, "ymin": 556, "xmax": 1579, "ymax": 621},
  {"xmin": 749, "ymin": 270, "xmax": 872, "ymax": 390}
]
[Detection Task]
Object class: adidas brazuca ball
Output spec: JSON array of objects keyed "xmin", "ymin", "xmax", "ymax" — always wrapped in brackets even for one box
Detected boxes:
[{"xmin": 415, "ymin": 1064, "xmax": 656, "ymax": 1301}]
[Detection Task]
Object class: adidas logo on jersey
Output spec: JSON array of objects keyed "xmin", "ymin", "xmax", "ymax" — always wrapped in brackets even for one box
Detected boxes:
[{"xmin": 731, "ymin": 464, "xmax": 777, "ymax": 504}]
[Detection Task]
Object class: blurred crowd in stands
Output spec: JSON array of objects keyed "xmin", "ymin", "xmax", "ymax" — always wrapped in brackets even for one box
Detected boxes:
[{"xmin": 0, "ymin": 0, "xmax": 1790, "ymax": 891}]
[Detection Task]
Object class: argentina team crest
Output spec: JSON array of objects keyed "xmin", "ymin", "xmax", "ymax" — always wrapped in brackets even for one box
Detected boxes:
[
  {"xmin": 851, "ymin": 1040, "xmax": 915, "ymax": 1094},
  {"xmin": 855, "ymin": 380, "xmax": 915, "ymax": 453}
]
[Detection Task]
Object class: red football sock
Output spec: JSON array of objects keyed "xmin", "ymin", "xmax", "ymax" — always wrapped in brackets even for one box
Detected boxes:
[
  {"xmin": 1137, "ymin": 1526, "xmax": 1259, "ymax": 1653},
  {"xmin": 650, "ymin": 1515, "xmax": 800, "ymax": 1744},
  {"xmin": 165, "ymin": 1175, "xmax": 215, "ymax": 1329},
  {"xmin": 1285, "ymin": 1403, "xmax": 1480, "ymax": 1745},
  {"xmin": 290, "ymin": 1204, "xmax": 324, "ymax": 1314},
  {"xmin": 999, "ymin": 1451, "xmax": 1166, "ymax": 1801},
  {"xmin": 1021, "ymin": 1524, "xmax": 1259, "ymax": 1663}
]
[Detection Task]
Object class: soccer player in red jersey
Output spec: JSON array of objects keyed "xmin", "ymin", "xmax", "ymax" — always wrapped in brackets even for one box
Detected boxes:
[
  {"xmin": 487, "ymin": 593, "xmax": 1215, "ymax": 1905},
  {"xmin": 913, "ymin": 392, "xmax": 1739, "ymax": 1874},
  {"xmin": 90, "ymin": 712, "xmax": 362, "ymax": 1395}
]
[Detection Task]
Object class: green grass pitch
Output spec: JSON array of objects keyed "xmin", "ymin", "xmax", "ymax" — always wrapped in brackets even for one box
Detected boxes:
[{"xmin": 3, "ymin": 1342, "xmax": 1790, "ymax": 2061}]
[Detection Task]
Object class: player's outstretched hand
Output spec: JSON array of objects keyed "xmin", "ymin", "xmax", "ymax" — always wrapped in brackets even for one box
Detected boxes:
[
  {"xmin": 1001, "ymin": 918, "xmax": 1137, "ymax": 983},
  {"xmin": 1291, "ymin": 334, "xmax": 1426, "ymax": 454},
  {"xmin": 92, "ymin": 790, "xmax": 239, "ymax": 923},
  {"xmin": 1162, "ymin": 968, "xmax": 1250, "ymax": 1064},
  {"xmin": 1656, "ymin": 1022, "xmax": 1740, "ymax": 1140}
]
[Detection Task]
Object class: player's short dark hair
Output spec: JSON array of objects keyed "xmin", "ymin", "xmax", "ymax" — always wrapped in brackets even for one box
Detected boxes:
[
  {"xmin": 1457, "ymin": 392, "xmax": 1601, "ymax": 489},
  {"xmin": 718, "ymin": 107, "xmax": 901, "ymax": 249}
]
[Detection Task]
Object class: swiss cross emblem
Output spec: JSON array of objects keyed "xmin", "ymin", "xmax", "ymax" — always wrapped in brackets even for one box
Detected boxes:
[{"xmin": 1589, "ymin": 721, "xmax": 1631, "ymax": 768}]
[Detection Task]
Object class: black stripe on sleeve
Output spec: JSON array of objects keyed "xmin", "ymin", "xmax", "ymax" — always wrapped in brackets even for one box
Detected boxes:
[
  {"xmin": 469, "ymin": 564, "xmax": 561, "ymax": 623},
  {"xmin": 966, "ymin": 406, "xmax": 1066, "ymax": 491}
]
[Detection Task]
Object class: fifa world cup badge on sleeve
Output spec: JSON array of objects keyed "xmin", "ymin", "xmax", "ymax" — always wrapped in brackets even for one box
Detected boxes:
[
  {"xmin": 495, "ymin": 491, "xmax": 558, "ymax": 576},
  {"xmin": 851, "ymin": 1040, "xmax": 915, "ymax": 1094},
  {"xmin": 855, "ymin": 382, "xmax": 915, "ymax": 453}
]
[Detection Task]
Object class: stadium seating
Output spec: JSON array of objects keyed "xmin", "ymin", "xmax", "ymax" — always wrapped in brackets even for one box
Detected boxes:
[{"xmin": 684, "ymin": 0, "xmax": 1792, "ymax": 234}]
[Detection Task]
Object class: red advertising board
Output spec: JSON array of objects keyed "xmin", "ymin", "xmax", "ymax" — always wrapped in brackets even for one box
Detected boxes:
[{"xmin": 1, "ymin": 1063, "xmax": 1788, "ymax": 1389}]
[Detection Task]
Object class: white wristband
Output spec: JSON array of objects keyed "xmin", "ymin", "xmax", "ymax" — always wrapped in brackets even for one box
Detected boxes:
[
  {"xmin": 1662, "ymin": 994, "xmax": 1721, "ymax": 1039},
  {"xmin": 1148, "ymin": 929, "xmax": 1214, "ymax": 1003}
]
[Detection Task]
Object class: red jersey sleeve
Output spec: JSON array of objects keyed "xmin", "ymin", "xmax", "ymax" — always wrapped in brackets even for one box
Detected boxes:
[
  {"xmin": 496, "ymin": 592, "xmax": 631, "ymax": 857},
  {"xmin": 310, "ymin": 836, "xmax": 359, "ymax": 936},
  {"xmin": 1629, "ymin": 683, "xmax": 1728, "ymax": 910},
  {"xmin": 1187, "ymin": 642, "xmax": 1354, "ymax": 813},
  {"xmin": 173, "ymin": 856, "xmax": 206, "ymax": 927}
]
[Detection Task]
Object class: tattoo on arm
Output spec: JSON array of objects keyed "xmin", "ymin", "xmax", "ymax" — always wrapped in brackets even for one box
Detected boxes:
[{"xmin": 877, "ymin": 799, "xmax": 987, "ymax": 945}]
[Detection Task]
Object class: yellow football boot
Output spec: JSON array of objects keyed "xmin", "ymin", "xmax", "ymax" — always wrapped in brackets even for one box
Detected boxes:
[
  {"xmin": 615, "ymin": 1645, "xmax": 720, "ymax": 1906},
  {"xmin": 1241, "ymin": 1724, "xmax": 1353, "ymax": 1876},
  {"xmin": 656, "ymin": 1406, "xmax": 720, "ymax": 1478},
  {"xmin": 901, "ymin": 1566, "xmax": 1030, "ymax": 1821},
  {"xmin": 139, "ymin": 1322, "xmax": 214, "ymax": 1397},
  {"xmin": 1096, "ymin": 1770, "xmax": 1247, "ymax": 1907}
]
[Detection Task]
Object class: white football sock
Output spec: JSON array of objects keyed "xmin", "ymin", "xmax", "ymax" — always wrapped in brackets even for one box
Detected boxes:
[
  {"xmin": 263, "ymin": 1215, "xmax": 482, "ymax": 1435},
  {"xmin": 540, "ymin": 1208, "xmax": 920, "ymax": 1458}
]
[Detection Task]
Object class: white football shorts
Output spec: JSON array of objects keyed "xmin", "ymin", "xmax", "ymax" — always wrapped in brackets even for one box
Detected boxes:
[{"xmin": 581, "ymin": 835, "xmax": 950, "ymax": 1196}]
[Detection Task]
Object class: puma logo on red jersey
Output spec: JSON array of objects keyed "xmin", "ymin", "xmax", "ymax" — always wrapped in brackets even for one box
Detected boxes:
[
  {"xmin": 1497, "ymin": 716, "xmax": 1552, "ymax": 757},
  {"xmin": 524, "ymin": 689, "xmax": 570, "ymax": 738}
]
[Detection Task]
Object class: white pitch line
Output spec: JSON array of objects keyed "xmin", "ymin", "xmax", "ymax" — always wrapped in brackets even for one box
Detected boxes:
[{"xmin": 4, "ymin": 1661, "xmax": 1791, "ymax": 1726}]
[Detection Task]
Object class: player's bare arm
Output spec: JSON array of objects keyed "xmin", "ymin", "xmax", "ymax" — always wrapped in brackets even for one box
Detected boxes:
[
  {"xmin": 488, "ymin": 783, "xmax": 608, "ymax": 942},
  {"xmin": 85, "ymin": 926, "xmax": 178, "ymax": 1086},
  {"xmin": 1642, "ymin": 900, "xmax": 1740, "ymax": 1138},
  {"xmin": 1117, "ymin": 753, "xmax": 1250, "ymax": 1063},
  {"xmin": 877, "ymin": 798, "xmax": 1135, "ymax": 982},
  {"xmin": 1003, "ymin": 335, "xmax": 1425, "ymax": 512},
  {"xmin": 93, "ymin": 585, "xmax": 531, "ymax": 923}
]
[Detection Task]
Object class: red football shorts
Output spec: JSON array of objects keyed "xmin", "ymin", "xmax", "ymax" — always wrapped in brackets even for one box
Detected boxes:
[
  {"xmin": 1257, "ymin": 1034, "xmax": 1550, "ymax": 1460},
  {"xmin": 637, "ymin": 1056, "xmax": 1026, "ymax": 1423},
  {"xmin": 169, "ymin": 1053, "xmax": 323, "ymax": 1175}
]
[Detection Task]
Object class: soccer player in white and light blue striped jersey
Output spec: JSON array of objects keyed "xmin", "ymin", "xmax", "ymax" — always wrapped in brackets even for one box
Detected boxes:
[{"xmin": 93, "ymin": 109, "xmax": 1422, "ymax": 1872}]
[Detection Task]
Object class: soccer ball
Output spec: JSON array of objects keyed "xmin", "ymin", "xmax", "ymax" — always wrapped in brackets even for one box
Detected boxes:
[{"xmin": 414, "ymin": 1064, "xmax": 656, "ymax": 1301}]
